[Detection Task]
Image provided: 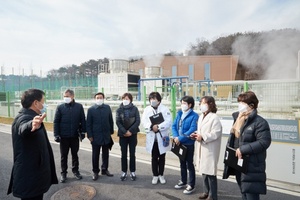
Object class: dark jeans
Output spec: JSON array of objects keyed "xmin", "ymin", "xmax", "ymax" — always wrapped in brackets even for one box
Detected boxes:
[
  {"xmin": 92, "ymin": 144, "xmax": 109, "ymax": 174},
  {"xmin": 21, "ymin": 194, "xmax": 43, "ymax": 200},
  {"xmin": 179, "ymin": 144, "xmax": 195, "ymax": 187},
  {"xmin": 151, "ymin": 141, "xmax": 166, "ymax": 176},
  {"xmin": 60, "ymin": 137, "xmax": 80, "ymax": 174},
  {"xmin": 236, "ymin": 171, "xmax": 260, "ymax": 200},
  {"xmin": 119, "ymin": 134, "xmax": 137, "ymax": 173},
  {"xmin": 202, "ymin": 174, "xmax": 218, "ymax": 200}
]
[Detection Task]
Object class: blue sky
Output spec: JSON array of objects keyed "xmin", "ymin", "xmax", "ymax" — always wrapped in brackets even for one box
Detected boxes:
[{"xmin": 1, "ymin": 0, "xmax": 299, "ymax": 75}]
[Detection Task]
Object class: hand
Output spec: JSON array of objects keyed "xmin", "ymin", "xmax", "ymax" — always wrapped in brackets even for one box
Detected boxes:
[
  {"xmin": 236, "ymin": 148, "xmax": 242, "ymax": 159},
  {"xmin": 124, "ymin": 131, "xmax": 132, "ymax": 137},
  {"xmin": 152, "ymin": 124, "xmax": 159, "ymax": 133},
  {"xmin": 54, "ymin": 136, "xmax": 61, "ymax": 143},
  {"xmin": 89, "ymin": 137, "xmax": 93, "ymax": 142},
  {"xmin": 31, "ymin": 113, "xmax": 46, "ymax": 132},
  {"xmin": 195, "ymin": 134, "xmax": 202, "ymax": 142},
  {"xmin": 174, "ymin": 137, "xmax": 180, "ymax": 145}
]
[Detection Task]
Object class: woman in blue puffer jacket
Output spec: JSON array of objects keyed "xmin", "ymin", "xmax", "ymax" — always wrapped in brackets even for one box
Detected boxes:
[{"xmin": 172, "ymin": 96, "xmax": 199, "ymax": 195}]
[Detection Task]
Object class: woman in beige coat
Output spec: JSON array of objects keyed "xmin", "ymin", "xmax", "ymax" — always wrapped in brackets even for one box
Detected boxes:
[{"xmin": 191, "ymin": 96, "xmax": 222, "ymax": 200}]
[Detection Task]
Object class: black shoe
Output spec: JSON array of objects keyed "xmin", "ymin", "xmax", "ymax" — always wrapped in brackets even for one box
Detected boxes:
[
  {"xmin": 130, "ymin": 172, "xmax": 136, "ymax": 181},
  {"xmin": 120, "ymin": 172, "xmax": 127, "ymax": 181},
  {"xmin": 92, "ymin": 173, "xmax": 99, "ymax": 181},
  {"xmin": 60, "ymin": 173, "xmax": 67, "ymax": 183},
  {"xmin": 74, "ymin": 172, "xmax": 82, "ymax": 180},
  {"xmin": 198, "ymin": 193, "xmax": 208, "ymax": 199},
  {"xmin": 101, "ymin": 170, "xmax": 114, "ymax": 177}
]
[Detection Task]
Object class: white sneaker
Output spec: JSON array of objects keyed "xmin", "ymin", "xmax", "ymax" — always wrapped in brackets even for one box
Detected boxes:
[
  {"xmin": 158, "ymin": 175, "xmax": 166, "ymax": 184},
  {"xmin": 174, "ymin": 180, "xmax": 186, "ymax": 189},
  {"xmin": 152, "ymin": 176, "xmax": 159, "ymax": 185},
  {"xmin": 183, "ymin": 185, "xmax": 195, "ymax": 194}
]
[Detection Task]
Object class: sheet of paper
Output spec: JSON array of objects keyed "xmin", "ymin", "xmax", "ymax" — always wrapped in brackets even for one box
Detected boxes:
[
  {"xmin": 237, "ymin": 158, "xmax": 244, "ymax": 167},
  {"xmin": 179, "ymin": 148, "xmax": 183, "ymax": 155}
]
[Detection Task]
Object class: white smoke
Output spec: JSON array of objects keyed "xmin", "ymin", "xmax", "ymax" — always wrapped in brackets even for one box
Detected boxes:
[
  {"xmin": 143, "ymin": 54, "xmax": 164, "ymax": 68},
  {"xmin": 232, "ymin": 30, "xmax": 300, "ymax": 80}
]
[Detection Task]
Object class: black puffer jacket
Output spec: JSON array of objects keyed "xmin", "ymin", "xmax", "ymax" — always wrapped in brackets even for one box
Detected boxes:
[
  {"xmin": 223, "ymin": 110, "xmax": 271, "ymax": 194},
  {"xmin": 7, "ymin": 108, "xmax": 58, "ymax": 198},
  {"xmin": 116, "ymin": 103, "xmax": 140, "ymax": 137},
  {"xmin": 53, "ymin": 100, "xmax": 86, "ymax": 138}
]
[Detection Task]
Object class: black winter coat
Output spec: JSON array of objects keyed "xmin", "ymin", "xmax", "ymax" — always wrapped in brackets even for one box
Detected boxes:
[
  {"xmin": 7, "ymin": 108, "xmax": 58, "ymax": 198},
  {"xmin": 87, "ymin": 104, "xmax": 114, "ymax": 145},
  {"xmin": 116, "ymin": 103, "xmax": 140, "ymax": 137},
  {"xmin": 223, "ymin": 110, "xmax": 271, "ymax": 194},
  {"xmin": 53, "ymin": 100, "xmax": 86, "ymax": 138}
]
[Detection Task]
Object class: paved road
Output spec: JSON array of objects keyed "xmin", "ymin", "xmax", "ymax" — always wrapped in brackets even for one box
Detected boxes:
[{"xmin": 1, "ymin": 124, "xmax": 299, "ymax": 200}]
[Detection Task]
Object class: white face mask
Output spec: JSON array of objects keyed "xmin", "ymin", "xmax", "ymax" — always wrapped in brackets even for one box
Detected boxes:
[
  {"xmin": 181, "ymin": 104, "xmax": 189, "ymax": 112},
  {"xmin": 200, "ymin": 104, "xmax": 209, "ymax": 113},
  {"xmin": 122, "ymin": 99, "xmax": 130, "ymax": 106},
  {"xmin": 36, "ymin": 101, "xmax": 47, "ymax": 114},
  {"xmin": 96, "ymin": 99, "xmax": 104, "ymax": 105},
  {"xmin": 150, "ymin": 100, "xmax": 158, "ymax": 107},
  {"xmin": 238, "ymin": 103, "xmax": 248, "ymax": 113},
  {"xmin": 63, "ymin": 97, "xmax": 72, "ymax": 104}
]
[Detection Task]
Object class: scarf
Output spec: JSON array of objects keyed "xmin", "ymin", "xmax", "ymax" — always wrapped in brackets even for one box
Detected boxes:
[{"xmin": 231, "ymin": 110, "xmax": 252, "ymax": 138}]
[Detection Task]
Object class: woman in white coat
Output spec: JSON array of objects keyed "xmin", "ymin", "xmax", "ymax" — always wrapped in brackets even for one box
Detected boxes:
[
  {"xmin": 191, "ymin": 96, "xmax": 222, "ymax": 200},
  {"xmin": 141, "ymin": 92, "xmax": 172, "ymax": 185}
]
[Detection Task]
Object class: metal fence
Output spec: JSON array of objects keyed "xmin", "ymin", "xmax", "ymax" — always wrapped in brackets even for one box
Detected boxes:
[{"xmin": 1, "ymin": 79, "xmax": 300, "ymax": 121}]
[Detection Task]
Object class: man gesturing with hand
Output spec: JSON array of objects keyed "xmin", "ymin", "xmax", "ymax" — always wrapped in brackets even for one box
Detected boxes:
[{"xmin": 7, "ymin": 89, "xmax": 58, "ymax": 200}]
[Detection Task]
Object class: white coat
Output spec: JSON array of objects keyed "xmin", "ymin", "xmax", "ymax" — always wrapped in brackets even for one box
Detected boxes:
[
  {"xmin": 141, "ymin": 103, "xmax": 172, "ymax": 155},
  {"xmin": 194, "ymin": 112, "xmax": 222, "ymax": 175}
]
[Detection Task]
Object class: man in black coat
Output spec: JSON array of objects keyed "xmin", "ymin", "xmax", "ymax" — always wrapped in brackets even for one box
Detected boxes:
[
  {"xmin": 87, "ymin": 92, "xmax": 114, "ymax": 180},
  {"xmin": 7, "ymin": 89, "xmax": 58, "ymax": 200},
  {"xmin": 53, "ymin": 89, "xmax": 87, "ymax": 183}
]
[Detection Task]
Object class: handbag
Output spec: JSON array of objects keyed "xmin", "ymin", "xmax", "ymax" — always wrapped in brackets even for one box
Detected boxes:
[
  {"xmin": 124, "ymin": 117, "xmax": 136, "ymax": 130},
  {"xmin": 158, "ymin": 131, "xmax": 170, "ymax": 147}
]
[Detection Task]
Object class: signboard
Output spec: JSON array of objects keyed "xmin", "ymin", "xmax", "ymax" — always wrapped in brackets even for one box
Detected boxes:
[{"xmin": 220, "ymin": 117, "xmax": 300, "ymax": 144}]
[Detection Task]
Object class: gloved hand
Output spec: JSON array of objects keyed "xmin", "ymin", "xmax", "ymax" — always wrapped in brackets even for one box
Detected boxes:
[
  {"xmin": 54, "ymin": 136, "xmax": 61, "ymax": 143},
  {"xmin": 80, "ymin": 133, "xmax": 85, "ymax": 141}
]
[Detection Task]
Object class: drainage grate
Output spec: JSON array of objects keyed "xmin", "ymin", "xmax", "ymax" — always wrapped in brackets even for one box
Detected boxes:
[{"xmin": 51, "ymin": 184, "xmax": 96, "ymax": 200}]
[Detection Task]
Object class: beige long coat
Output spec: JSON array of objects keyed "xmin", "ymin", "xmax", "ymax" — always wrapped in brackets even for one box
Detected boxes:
[{"xmin": 194, "ymin": 112, "xmax": 222, "ymax": 175}]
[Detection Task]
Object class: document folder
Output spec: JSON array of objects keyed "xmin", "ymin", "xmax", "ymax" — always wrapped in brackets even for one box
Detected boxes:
[
  {"xmin": 224, "ymin": 146, "xmax": 249, "ymax": 173},
  {"xmin": 149, "ymin": 112, "xmax": 164, "ymax": 125},
  {"xmin": 171, "ymin": 142, "xmax": 187, "ymax": 161}
]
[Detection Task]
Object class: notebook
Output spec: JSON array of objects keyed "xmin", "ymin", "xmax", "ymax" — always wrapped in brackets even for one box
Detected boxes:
[
  {"xmin": 149, "ymin": 112, "xmax": 164, "ymax": 125},
  {"xmin": 224, "ymin": 146, "xmax": 249, "ymax": 173},
  {"xmin": 171, "ymin": 141, "xmax": 187, "ymax": 161}
]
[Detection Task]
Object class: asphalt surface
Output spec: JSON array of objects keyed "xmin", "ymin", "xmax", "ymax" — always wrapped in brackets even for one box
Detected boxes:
[{"xmin": 1, "ymin": 123, "xmax": 300, "ymax": 200}]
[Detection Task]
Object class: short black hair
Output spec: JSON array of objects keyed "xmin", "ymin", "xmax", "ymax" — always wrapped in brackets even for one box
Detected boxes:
[
  {"xmin": 148, "ymin": 92, "xmax": 162, "ymax": 102},
  {"xmin": 21, "ymin": 89, "xmax": 45, "ymax": 109},
  {"xmin": 94, "ymin": 92, "xmax": 105, "ymax": 98},
  {"xmin": 181, "ymin": 96, "xmax": 195, "ymax": 109},
  {"xmin": 122, "ymin": 92, "xmax": 133, "ymax": 102},
  {"xmin": 64, "ymin": 89, "xmax": 74, "ymax": 96}
]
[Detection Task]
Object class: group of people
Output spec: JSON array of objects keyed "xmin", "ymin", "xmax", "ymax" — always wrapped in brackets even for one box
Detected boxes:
[{"xmin": 7, "ymin": 88, "xmax": 271, "ymax": 200}]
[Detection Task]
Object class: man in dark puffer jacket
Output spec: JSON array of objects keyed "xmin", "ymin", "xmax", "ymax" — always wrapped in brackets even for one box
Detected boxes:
[{"xmin": 53, "ymin": 89, "xmax": 86, "ymax": 183}]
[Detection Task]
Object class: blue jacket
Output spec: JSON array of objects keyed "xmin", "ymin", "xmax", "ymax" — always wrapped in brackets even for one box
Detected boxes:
[
  {"xmin": 87, "ymin": 104, "xmax": 114, "ymax": 145},
  {"xmin": 172, "ymin": 109, "xmax": 199, "ymax": 145},
  {"xmin": 53, "ymin": 100, "xmax": 86, "ymax": 138}
]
